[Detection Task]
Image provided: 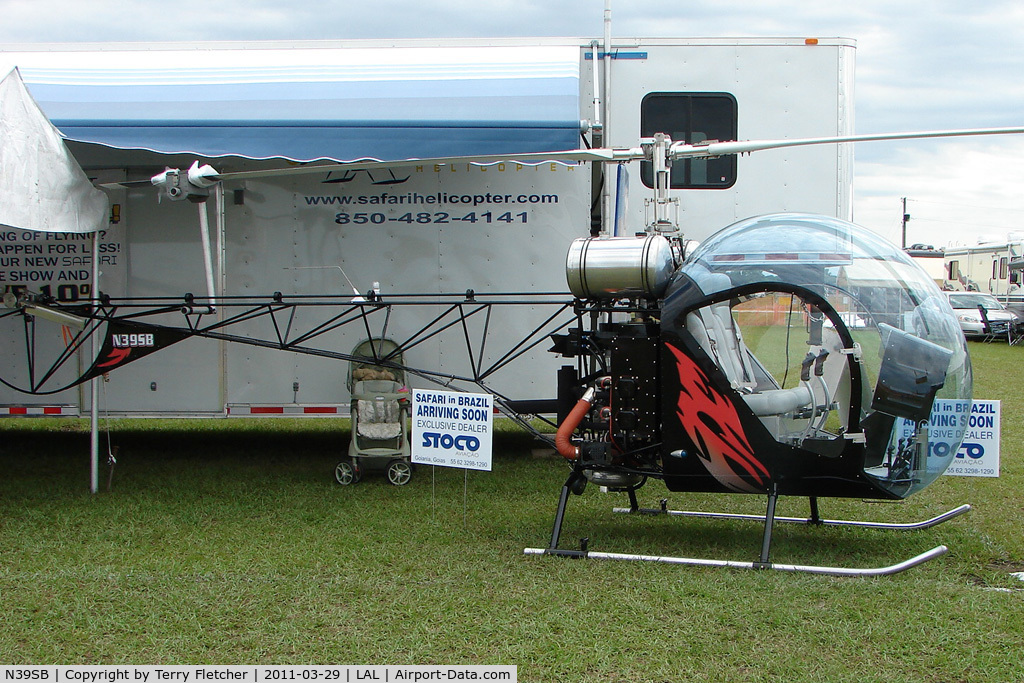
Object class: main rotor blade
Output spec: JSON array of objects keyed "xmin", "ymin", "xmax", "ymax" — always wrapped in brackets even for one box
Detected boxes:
[
  {"xmin": 204, "ymin": 148, "xmax": 631, "ymax": 183},
  {"xmin": 93, "ymin": 148, "xmax": 631, "ymax": 190},
  {"xmin": 671, "ymin": 126, "xmax": 1024, "ymax": 158},
  {"xmin": 95, "ymin": 125, "xmax": 1024, "ymax": 191}
]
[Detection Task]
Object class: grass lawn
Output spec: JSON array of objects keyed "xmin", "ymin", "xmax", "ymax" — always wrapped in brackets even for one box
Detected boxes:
[{"xmin": 1, "ymin": 342, "xmax": 1023, "ymax": 681}]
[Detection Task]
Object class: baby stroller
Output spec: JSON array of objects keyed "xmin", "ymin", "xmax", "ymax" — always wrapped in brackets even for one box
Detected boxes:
[{"xmin": 334, "ymin": 338, "xmax": 412, "ymax": 486}]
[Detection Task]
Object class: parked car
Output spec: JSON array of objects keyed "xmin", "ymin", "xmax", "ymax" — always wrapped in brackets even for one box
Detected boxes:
[{"xmin": 945, "ymin": 292, "xmax": 1022, "ymax": 339}]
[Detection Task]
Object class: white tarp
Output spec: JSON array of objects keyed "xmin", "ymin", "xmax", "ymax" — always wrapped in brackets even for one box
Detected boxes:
[{"xmin": 0, "ymin": 68, "xmax": 107, "ymax": 234}]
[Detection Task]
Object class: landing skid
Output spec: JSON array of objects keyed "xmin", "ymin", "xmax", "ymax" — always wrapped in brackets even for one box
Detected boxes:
[
  {"xmin": 524, "ymin": 472, "xmax": 970, "ymax": 576},
  {"xmin": 613, "ymin": 499, "xmax": 973, "ymax": 531},
  {"xmin": 524, "ymin": 544, "xmax": 950, "ymax": 577}
]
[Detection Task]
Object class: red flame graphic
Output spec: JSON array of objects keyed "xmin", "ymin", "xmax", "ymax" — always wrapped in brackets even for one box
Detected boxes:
[
  {"xmin": 666, "ymin": 343, "xmax": 770, "ymax": 493},
  {"xmin": 97, "ymin": 346, "xmax": 131, "ymax": 368}
]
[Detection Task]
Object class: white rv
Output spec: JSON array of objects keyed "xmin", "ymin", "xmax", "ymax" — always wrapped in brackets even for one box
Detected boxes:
[
  {"xmin": 0, "ymin": 37, "xmax": 856, "ymax": 417},
  {"xmin": 943, "ymin": 239, "xmax": 1024, "ymax": 303}
]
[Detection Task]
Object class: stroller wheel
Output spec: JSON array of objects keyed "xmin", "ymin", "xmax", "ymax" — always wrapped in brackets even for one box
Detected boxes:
[
  {"xmin": 334, "ymin": 460, "xmax": 358, "ymax": 485},
  {"xmin": 387, "ymin": 459, "xmax": 412, "ymax": 486}
]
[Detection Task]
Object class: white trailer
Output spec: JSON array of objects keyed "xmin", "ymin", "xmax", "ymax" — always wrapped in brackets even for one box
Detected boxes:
[
  {"xmin": 943, "ymin": 240, "xmax": 1024, "ymax": 302},
  {"xmin": 0, "ymin": 37, "xmax": 855, "ymax": 418}
]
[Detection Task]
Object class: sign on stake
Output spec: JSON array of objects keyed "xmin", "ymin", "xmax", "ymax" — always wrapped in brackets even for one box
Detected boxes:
[{"xmin": 411, "ymin": 388, "xmax": 493, "ymax": 471}]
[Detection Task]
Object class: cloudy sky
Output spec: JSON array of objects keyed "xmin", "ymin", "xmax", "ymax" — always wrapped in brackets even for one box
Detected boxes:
[{"xmin": 3, "ymin": 0, "xmax": 1023, "ymax": 247}]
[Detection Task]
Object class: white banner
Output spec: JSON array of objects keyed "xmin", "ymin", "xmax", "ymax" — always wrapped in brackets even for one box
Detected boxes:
[{"xmin": 411, "ymin": 388, "xmax": 493, "ymax": 471}]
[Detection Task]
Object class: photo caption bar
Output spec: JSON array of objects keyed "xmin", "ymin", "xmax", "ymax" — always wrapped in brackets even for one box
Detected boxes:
[{"xmin": 0, "ymin": 667, "xmax": 516, "ymax": 683}]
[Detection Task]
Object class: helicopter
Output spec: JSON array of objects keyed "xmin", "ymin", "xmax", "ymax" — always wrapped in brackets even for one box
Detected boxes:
[
  {"xmin": 3, "ymin": 65, "xmax": 1022, "ymax": 575},
  {"xmin": 529, "ymin": 208, "xmax": 975, "ymax": 576}
]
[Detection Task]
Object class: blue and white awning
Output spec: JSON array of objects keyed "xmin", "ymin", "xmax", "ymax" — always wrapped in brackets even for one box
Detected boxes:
[{"xmin": 7, "ymin": 44, "xmax": 582, "ymax": 163}]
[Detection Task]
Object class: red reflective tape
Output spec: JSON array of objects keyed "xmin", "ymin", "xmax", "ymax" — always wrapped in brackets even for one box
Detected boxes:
[
  {"xmin": 249, "ymin": 407, "xmax": 284, "ymax": 414},
  {"xmin": 43, "ymin": 407, "xmax": 63, "ymax": 414},
  {"xmin": 9, "ymin": 407, "xmax": 27, "ymax": 415},
  {"xmin": 303, "ymin": 407, "xmax": 338, "ymax": 414}
]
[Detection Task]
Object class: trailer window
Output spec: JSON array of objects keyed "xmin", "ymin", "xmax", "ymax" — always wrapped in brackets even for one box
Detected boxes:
[
  {"xmin": 1000, "ymin": 257, "xmax": 1008, "ymax": 280},
  {"xmin": 640, "ymin": 92, "xmax": 737, "ymax": 189},
  {"xmin": 949, "ymin": 260, "xmax": 960, "ymax": 281}
]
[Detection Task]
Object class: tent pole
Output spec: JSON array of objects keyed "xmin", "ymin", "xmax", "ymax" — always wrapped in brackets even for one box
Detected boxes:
[
  {"xmin": 89, "ymin": 230, "xmax": 100, "ymax": 493},
  {"xmin": 600, "ymin": 0, "xmax": 613, "ymax": 236}
]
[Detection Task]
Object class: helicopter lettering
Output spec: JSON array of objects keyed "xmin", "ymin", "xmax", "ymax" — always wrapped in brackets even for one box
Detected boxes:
[
  {"xmin": 0, "ymin": 243, "xmax": 42, "ymax": 254},
  {"xmin": 111, "ymin": 333, "xmax": 155, "ymax": 349},
  {"xmin": 413, "ymin": 391, "xmax": 450, "ymax": 405},
  {"xmin": 5, "ymin": 270, "xmax": 51, "ymax": 281},
  {"xmin": 416, "ymin": 420, "xmax": 457, "ymax": 431},
  {"xmin": 966, "ymin": 415, "xmax": 995, "ymax": 429},
  {"xmin": 416, "ymin": 404, "xmax": 459, "ymax": 419}
]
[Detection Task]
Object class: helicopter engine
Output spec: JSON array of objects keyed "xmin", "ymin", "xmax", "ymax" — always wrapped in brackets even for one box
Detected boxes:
[{"xmin": 554, "ymin": 233, "xmax": 678, "ymax": 491}]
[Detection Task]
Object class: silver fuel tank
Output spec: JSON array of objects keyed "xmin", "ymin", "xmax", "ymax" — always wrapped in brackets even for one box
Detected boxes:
[{"xmin": 565, "ymin": 235, "xmax": 677, "ymax": 300}]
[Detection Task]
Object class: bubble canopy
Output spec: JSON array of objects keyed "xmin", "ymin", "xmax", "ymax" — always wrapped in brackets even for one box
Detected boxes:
[{"xmin": 663, "ymin": 213, "xmax": 972, "ymax": 497}]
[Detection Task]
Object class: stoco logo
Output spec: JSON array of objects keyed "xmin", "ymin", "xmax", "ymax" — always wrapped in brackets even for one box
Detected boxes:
[{"xmin": 420, "ymin": 432, "xmax": 481, "ymax": 451}]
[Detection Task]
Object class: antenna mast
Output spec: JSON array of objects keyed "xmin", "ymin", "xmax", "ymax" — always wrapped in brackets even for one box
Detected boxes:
[{"xmin": 901, "ymin": 197, "xmax": 910, "ymax": 248}]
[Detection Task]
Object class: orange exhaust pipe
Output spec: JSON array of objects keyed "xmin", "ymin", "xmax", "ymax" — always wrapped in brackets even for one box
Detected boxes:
[{"xmin": 555, "ymin": 387, "xmax": 595, "ymax": 460}]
